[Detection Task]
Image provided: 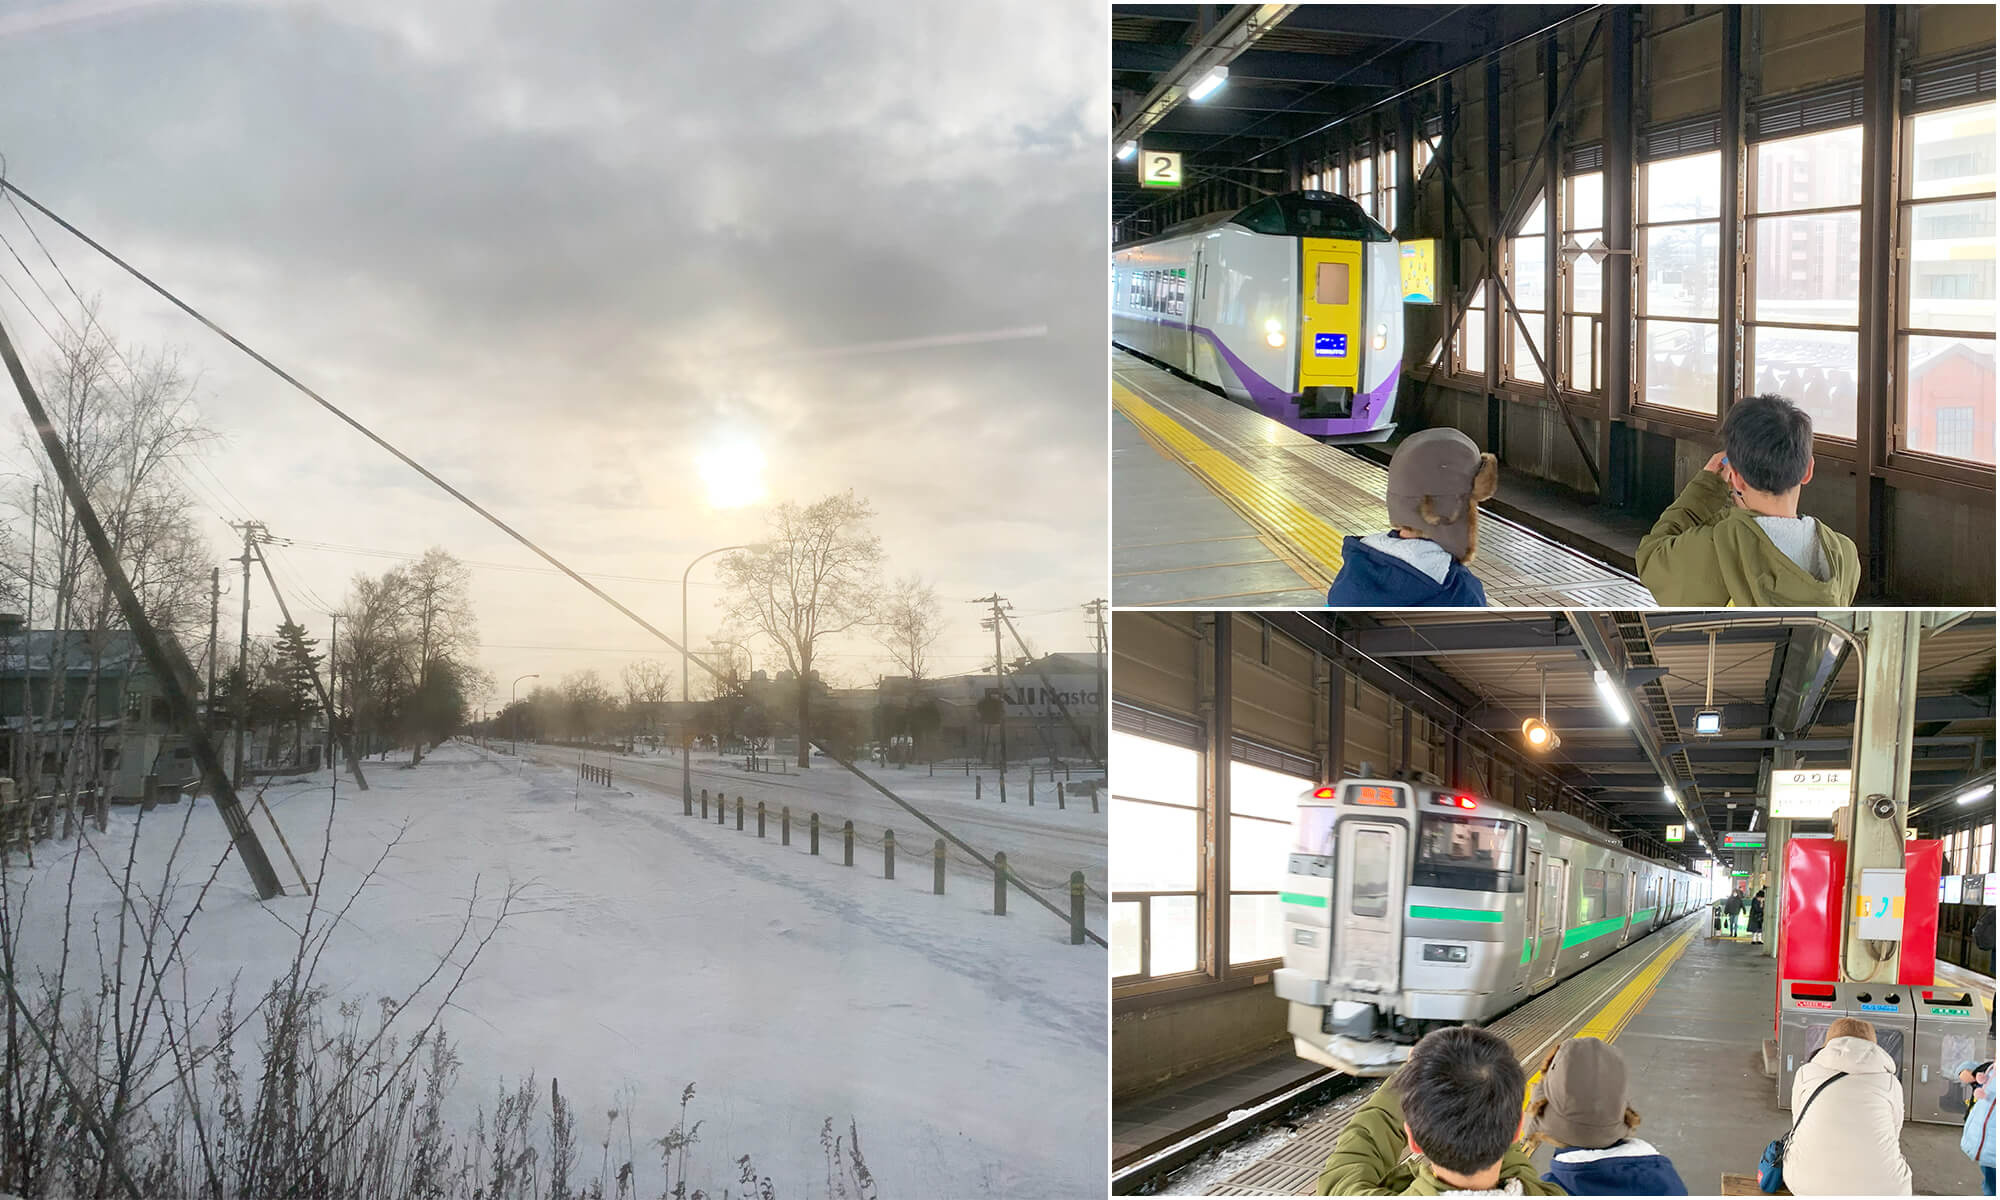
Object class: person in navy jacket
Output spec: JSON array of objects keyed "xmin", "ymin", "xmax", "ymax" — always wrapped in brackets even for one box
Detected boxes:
[
  {"xmin": 1326, "ymin": 427, "xmax": 1497, "ymax": 607},
  {"xmin": 1524, "ymin": 1038, "xmax": 1689, "ymax": 1196}
]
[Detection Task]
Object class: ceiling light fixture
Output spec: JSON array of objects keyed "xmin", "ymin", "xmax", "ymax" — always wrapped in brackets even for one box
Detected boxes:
[{"xmin": 1188, "ymin": 65, "xmax": 1229, "ymax": 101}]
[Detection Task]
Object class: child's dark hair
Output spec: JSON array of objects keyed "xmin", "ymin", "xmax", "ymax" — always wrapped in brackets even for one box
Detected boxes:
[
  {"xmin": 1521, "ymin": 1043, "xmax": 1643, "ymax": 1151},
  {"xmin": 1400, "ymin": 1026, "xmax": 1526, "ymax": 1176},
  {"xmin": 1721, "ymin": 392, "xmax": 1814, "ymax": 493}
]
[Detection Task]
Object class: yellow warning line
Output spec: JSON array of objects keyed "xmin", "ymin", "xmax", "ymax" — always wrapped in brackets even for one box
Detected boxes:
[
  {"xmin": 1113, "ymin": 381, "xmax": 1346, "ymax": 583},
  {"xmin": 1522, "ymin": 923, "xmax": 1700, "ymax": 1105}
]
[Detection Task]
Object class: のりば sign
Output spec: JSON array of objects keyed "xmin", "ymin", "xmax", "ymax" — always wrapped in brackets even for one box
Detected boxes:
[{"xmin": 1770, "ymin": 768, "xmax": 1851, "ymax": 820}]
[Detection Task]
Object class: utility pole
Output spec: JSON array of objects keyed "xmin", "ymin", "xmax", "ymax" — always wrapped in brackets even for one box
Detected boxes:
[
  {"xmin": 1087, "ymin": 598, "xmax": 1107, "ymax": 760},
  {"xmin": 248, "ymin": 542, "xmax": 366, "ymax": 789},
  {"xmin": 206, "ymin": 566, "xmax": 219, "ymax": 734},
  {"xmin": 17, "ymin": 482, "xmax": 34, "ymax": 788},
  {"xmin": 231, "ymin": 520, "xmax": 263, "ymax": 789},
  {"xmin": 327, "ymin": 613, "xmax": 337, "ymax": 770},
  {"xmin": 974, "ymin": 594, "xmax": 1010, "ymax": 802}
]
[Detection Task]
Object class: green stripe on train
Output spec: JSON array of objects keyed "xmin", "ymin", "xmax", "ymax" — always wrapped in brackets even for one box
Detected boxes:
[
  {"xmin": 1631, "ymin": 907, "xmax": 1657, "ymax": 924},
  {"xmin": 1409, "ymin": 904, "xmax": 1504, "ymax": 923},
  {"xmin": 1520, "ymin": 936, "xmax": 1534, "ymax": 965},
  {"xmin": 1560, "ymin": 914, "xmax": 1629, "ymax": 949},
  {"xmin": 1281, "ymin": 891, "xmax": 1328, "ymax": 907}
]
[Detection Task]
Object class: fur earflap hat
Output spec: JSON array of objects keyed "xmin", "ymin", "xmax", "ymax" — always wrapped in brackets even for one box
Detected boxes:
[{"xmin": 1385, "ymin": 428, "xmax": 1499, "ymax": 562}]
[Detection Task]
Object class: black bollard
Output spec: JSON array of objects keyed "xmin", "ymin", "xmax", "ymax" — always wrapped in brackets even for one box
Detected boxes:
[
  {"xmin": 1029, "ymin": 774, "xmax": 1035, "ymax": 807},
  {"xmin": 975, "ymin": 775, "xmax": 981, "ymax": 800},
  {"xmin": 1070, "ymin": 871, "xmax": 1086, "ymax": 945},
  {"xmin": 782, "ymin": 805, "xmax": 791, "ymax": 846},
  {"xmin": 1091, "ymin": 781, "xmax": 1100, "ymax": 814},
  {"xmin": 718, "ymin": 795, "xmax": 726, "ymax": 826},
  {"xmin": 1058, "ymin": 782, "xmax": 1066, "ymax": 811},
  {"xmin": 843, "ymin": 821, "xmax": 854, "ymax": 866},
  {"xmin": 810, "ymin": 812, "xmax": 821, "ymax": 855},
  {"xmin": 993, "ymin": 851, "xmax": 1008, "ymax": 916},
  {"xmin": 884, "ymin": 830, "xmax": 895, "ymax": 879},
  {"xmin": 757, "ymin": 801, "xmax": 766, "ymax": 837},
  {"xmin": 701, "ymin": 788, "xmax": 709, "ymax": 819},
  {"xmin": 1000, "ymin": 773, "xmax": 1007, "ymax": 804},
  {"xmin": 735, "ymin": 797, "xmax": 743, "ymax": 831},
  {"xmin": 684, "ymin": 786, "xmax": 692, "ymax": 816},
  {"xmin": 933, "ymin": 838, "xmax": 946, "ymax": 895}
]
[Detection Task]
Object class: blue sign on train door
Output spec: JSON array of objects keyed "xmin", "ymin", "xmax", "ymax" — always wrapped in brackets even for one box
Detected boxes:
[{"xmin": 1314, "ymin": 332, "xmax": 1348, "ymax": 357}]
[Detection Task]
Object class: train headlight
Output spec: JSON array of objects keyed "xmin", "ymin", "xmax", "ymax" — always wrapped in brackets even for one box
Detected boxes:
[
  {"xmin": 1264, "ymin": 317, "xmax": 1286, "ymax": 349},
  {"xmin": 1371, "ymin": 323, "xmax": 1389, "ymax": 350},
  {"xmin": 1422, "ymin": 943, "xmax": 1471, "ymax": 963}
]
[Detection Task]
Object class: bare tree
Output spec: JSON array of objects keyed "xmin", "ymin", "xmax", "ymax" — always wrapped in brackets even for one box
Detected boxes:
[
  {"xmin": 401, "ymin": 549, "xmax": 475, "ymax": 765},
  {"xmin": 621, "ymin": 659, "xmax": 673, "ymax": 741},
  {"xmin": 4, "ymin": 305, "xmax": 214, "ymax": 799},
  {"xmin": 717, "ymin": 492, "xmax": 882, "ymax": 767},
  {"xmin": 875, "ymin": 574, "xmax": 943, "ymax": 684}
]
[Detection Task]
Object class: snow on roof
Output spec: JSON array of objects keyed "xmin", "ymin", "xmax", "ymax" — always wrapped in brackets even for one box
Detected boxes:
[{"xmin": 0, "ymin": 630, "xmax": 152, "ymax": 676}]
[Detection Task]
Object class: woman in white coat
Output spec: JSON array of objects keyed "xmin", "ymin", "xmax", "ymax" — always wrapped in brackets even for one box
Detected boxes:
[{"xmin": 1783, "ymin": 1017, "xmax": 1913, "ymax": 1195}]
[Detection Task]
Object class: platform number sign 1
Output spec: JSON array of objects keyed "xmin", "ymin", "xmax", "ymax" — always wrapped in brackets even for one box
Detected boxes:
[
  {"xmin": 1140, "ymin": 150, "xmax": 1183, "ymax": 189},
  {"xmin": 1665, "ymin": 824, "xmax": 1684, "ymax": 843}
]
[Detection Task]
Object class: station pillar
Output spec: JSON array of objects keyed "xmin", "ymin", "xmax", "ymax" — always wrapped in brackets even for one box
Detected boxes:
[{"xmin": 1840, "ymin": 612, "xmax": 1920, "ymax": 984}]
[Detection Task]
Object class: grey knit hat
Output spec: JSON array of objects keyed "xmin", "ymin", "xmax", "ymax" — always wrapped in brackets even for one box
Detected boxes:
[
  {"xmin": 1528, "ymin": 1038, "xmax": 1631, "ymax": 1149},
  {"xmin": 1385, "ymin": 428, "xmax": 1497, "ymax": 562}
]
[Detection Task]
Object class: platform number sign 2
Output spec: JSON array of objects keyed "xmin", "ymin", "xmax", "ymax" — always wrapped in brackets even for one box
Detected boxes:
[{"xmin": 1140, "ymin": 150, "xmax": 1183, "ymax": 189}]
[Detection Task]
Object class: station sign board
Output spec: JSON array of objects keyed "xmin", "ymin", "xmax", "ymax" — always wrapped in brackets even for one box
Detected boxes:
[
  {"xmin": 1399, "ymin": 239, "xmax": 1438, "ymax": 304},
  {"xmin": 1965, "ymin": 874, "xmax": 1985, "ymax": 906},
  {"xmin": 1942, "ymin": 875, "xmax": 1963, "ymax": 904},
  {"xmin": 1139, "ymin": 150, "xmax": 1183, "ymax": 188},
  {"xmin": 1665, "ymin": 824, "xmax": 1685, "ymax": 843},
  {"xmin": 1770, "ymin": 768, "xmax": 1850, "ymax": 821},
  {"xmin": 1988, "ymin": 874, "xmax": 1999, "ymax": 907},
  {"xmin": 1722, "ymin": 830, "xmax": 1766, "ymax": 849}
]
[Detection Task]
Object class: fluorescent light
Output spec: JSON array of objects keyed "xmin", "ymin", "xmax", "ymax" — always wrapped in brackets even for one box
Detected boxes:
[
  {"xmin": 1663, "ymin": 785, "xmax": 1676, "ymax": 805},
  {"xmin": 1188, "ymin": 65, "xmax": 1229, "ymax": 101},
  {"xmin": 1116, "ymin": 140, "xmax": 1137, "ymax": 161},
  {"xmin": 1593, "ymin": 669, "xmax": 1629, "ymax": 725},
  {"xmin": 1957, "ymin": 783, "xmax": 1995, "ymax": 805}
]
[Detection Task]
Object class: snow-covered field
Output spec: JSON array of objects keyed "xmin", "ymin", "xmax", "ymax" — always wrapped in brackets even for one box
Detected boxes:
[
  {"xmin": 8, "ymin": 742, "xmax": 1108, "ymax": 1198},
  {"xmin": 512, "ymin": 741, "xmax": 1107, "ymax": 919}
]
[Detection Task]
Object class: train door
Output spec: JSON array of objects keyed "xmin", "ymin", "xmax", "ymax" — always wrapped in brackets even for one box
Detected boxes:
[
  {"xmin": 1332, "ymin": 819, "xmax": 1406, "ymax": 997},
  {"xmin": 1537, "ymin": 857, "xmax": 1568, "ymax": 985},
  {"xmin": 1619, "ymin": 870, "xmax": 1637, "ymax": 946},
  {"xmin": 1188, "ymin": 246, "xmax": 1205, "ymax": 368},
  {"xmin": 1524, "ymin": 848, "xmax": 1543, "ymax": 980},
  {"xmin": 1298, "ymin": 239, "xmax": 1363, "ymax": 394}
]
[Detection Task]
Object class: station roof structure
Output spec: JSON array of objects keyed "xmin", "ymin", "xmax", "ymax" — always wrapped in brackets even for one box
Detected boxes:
[
  {"xmin": 1299, "ymin": 611, "xmax": 1995, "ymax": 866},
  {"xmin": 1111, "ymin": 4, "xmax": 1592, "ymax": 231}
]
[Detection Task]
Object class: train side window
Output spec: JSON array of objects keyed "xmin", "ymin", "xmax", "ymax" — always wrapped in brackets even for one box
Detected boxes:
[
  {"xmin": 1316, "ymin": 262, "xmax": 1351, "ymax": 306},
  {"xmin": 1581, "ymin": 868, "xmax": 1606, "ymax": 921}
]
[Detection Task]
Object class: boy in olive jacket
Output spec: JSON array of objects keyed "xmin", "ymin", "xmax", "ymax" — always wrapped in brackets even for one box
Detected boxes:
[
  {"xmin": 1316, "ymin": 1027, "xmax": 1564, "ymax": 1196},
  {"xmin": 1636, "ymin": 393, "xmax": 1859, "ymax": 606}
]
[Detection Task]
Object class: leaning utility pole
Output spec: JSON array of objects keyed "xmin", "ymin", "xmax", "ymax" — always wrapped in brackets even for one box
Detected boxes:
[
  {"xmin": 249, "ymin": 542, "xmax": 366, "ymax": 789},
  {"xmin": 0, "ymin": 308, "xmax": 283, "ymax": 898},
  {"xmin": 231, "ymin": 520, "xmax": 262, "ymax": 789},
  {"xmin": 974, "ymin": 594, "xmax": 1010, "ymax": 802}
]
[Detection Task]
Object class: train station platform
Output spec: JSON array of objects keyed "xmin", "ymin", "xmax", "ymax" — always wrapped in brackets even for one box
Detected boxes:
[
  {"xmin": 1154, "ymin": 916, "xmax": 1986, "ymax": 1196},
  {"xmin": 1112, "ymin": 350, "xmax": 1657, "ymax": 609}
]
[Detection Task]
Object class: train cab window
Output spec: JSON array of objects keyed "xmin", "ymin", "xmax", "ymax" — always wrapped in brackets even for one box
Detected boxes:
[
  {"xmin": 1294, "ymin": 806, "xmax": 1338, "ymax": 856},
  {"xmin": 1316, "ymin": 262, "xmax": 1351, "ymax": 306},
  {"xmin": 1230, "ymin": 193, "xmax": 1394, "ymax": 242},
  {"xmin": 1415, "ymin": 814, "xmax": 1525, "ymax": 892}
]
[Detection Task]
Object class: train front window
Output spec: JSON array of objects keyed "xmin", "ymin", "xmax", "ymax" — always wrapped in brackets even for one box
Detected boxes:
[
  {"xmin": 1350, "ymin": 829, "xmax": 1392, "ymax": 918},
  {"xmin": 1414, "ymin": 814, "xmax": 1525, "ymax": 892},
  {"xmin": 1295, "ymin": 806, "xmax": 1338, "ymax": 856},
  {"xmin": 1231, "ymin": 194, "xmax": 1394, "ymax": 241}
]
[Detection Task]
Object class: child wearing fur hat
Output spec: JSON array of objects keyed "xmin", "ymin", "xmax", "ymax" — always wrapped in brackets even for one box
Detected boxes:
[
  {"xmin": 1524, "ymin": 1038, "xmax": 1687, "ymax": 1196},
  {"xmin": 1326, "ymin": 427, "xmax": 1498, "ymax": 608}
]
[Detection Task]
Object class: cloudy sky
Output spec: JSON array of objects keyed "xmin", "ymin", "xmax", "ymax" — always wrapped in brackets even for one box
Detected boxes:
[{"xmin": 0, "ymin": 0, "xmax": 1108, "ymax": 702}]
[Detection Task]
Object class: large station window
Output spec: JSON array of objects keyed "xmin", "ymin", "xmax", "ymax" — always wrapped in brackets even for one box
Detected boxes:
[
  {"xmin": 1355, "ymin": 152, "xmax": 1376, "ymax": 218},
  {"xmin": 1457, "ymin": 280, "xmax": 1487, "ymax": 376},
  {"xmin": 1747, "ymin": 126, "xmax": 1865, "ymax": 441},
  {"xmin": 1565, "ymin": 171, "xmax": 1605, "ymax": 393},
  {"xmin": 1229, "ymin": 761, "xmax": 1308, "ymax": 966},
  {"xmin": 1638, "ymin": 151, "xmax": 1722, "ymax": 415},
  {"xmin": 1899, "ymin": 100, "xmax": 1996, "ymax": 466},
  {"xmin": 1507, "ymin": 194, "xmax": 1549, "ymax": 385},
  {"xmin": 1110, "ymin": 730, "xmax": 1200, "ymax": 982}
]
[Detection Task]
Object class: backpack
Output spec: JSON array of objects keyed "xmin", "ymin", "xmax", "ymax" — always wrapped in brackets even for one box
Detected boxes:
[
  {"xmin": 1760, "ymin": 1071, "xmax": 1846, "ymax": 1193},
  {"xmin": 1975, "ymin": 907, "xmax": 1994, "ymax": 953}
]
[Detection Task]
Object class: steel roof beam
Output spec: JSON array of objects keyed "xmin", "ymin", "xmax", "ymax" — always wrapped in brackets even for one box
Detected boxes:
[{"xmin": 1113, "ymin": 6, "xmax": 1300, "ymax": 146}]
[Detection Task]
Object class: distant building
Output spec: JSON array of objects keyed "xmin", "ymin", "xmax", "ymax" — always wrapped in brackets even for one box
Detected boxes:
[
  {"xmin": 0, "ymin": 615, "xmax": 195, "ymax": 801},
  {"xmin": 891, "ymin": 652, "xmax": 1104, "ymax": 761}
]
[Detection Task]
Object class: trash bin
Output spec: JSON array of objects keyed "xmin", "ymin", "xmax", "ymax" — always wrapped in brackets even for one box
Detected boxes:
[
  {"xmin": 1910, "ymin": 987, "xmax": 1995, "ymax": 1126},
  {"xmin": 1839, "ymin": 981, "xmax": 1917, "ymax": 1108},
  {"xmin": 1778, "ymin": 978, "xmax": 1846, "ymax": 1108}
]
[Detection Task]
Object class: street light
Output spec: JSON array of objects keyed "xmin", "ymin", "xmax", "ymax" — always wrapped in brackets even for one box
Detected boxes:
[
  {"xmin": 510, "ymin": 673, "xmax": 538, "ymax": 756},
  {"xmin": 683, "ymin": 544, "xmax": 770, "ymax": 806}
]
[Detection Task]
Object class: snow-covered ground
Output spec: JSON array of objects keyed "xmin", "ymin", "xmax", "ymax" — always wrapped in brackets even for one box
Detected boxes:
[{"xmin": 8, "ymin": 742, "xmax": 1108, "ymax": 1198}]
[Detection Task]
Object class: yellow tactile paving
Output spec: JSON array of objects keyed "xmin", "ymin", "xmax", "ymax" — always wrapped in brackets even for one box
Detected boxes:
[{"xmin": 1114, "ymin": 380, "xmax": 1345, "ymax": 584}]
